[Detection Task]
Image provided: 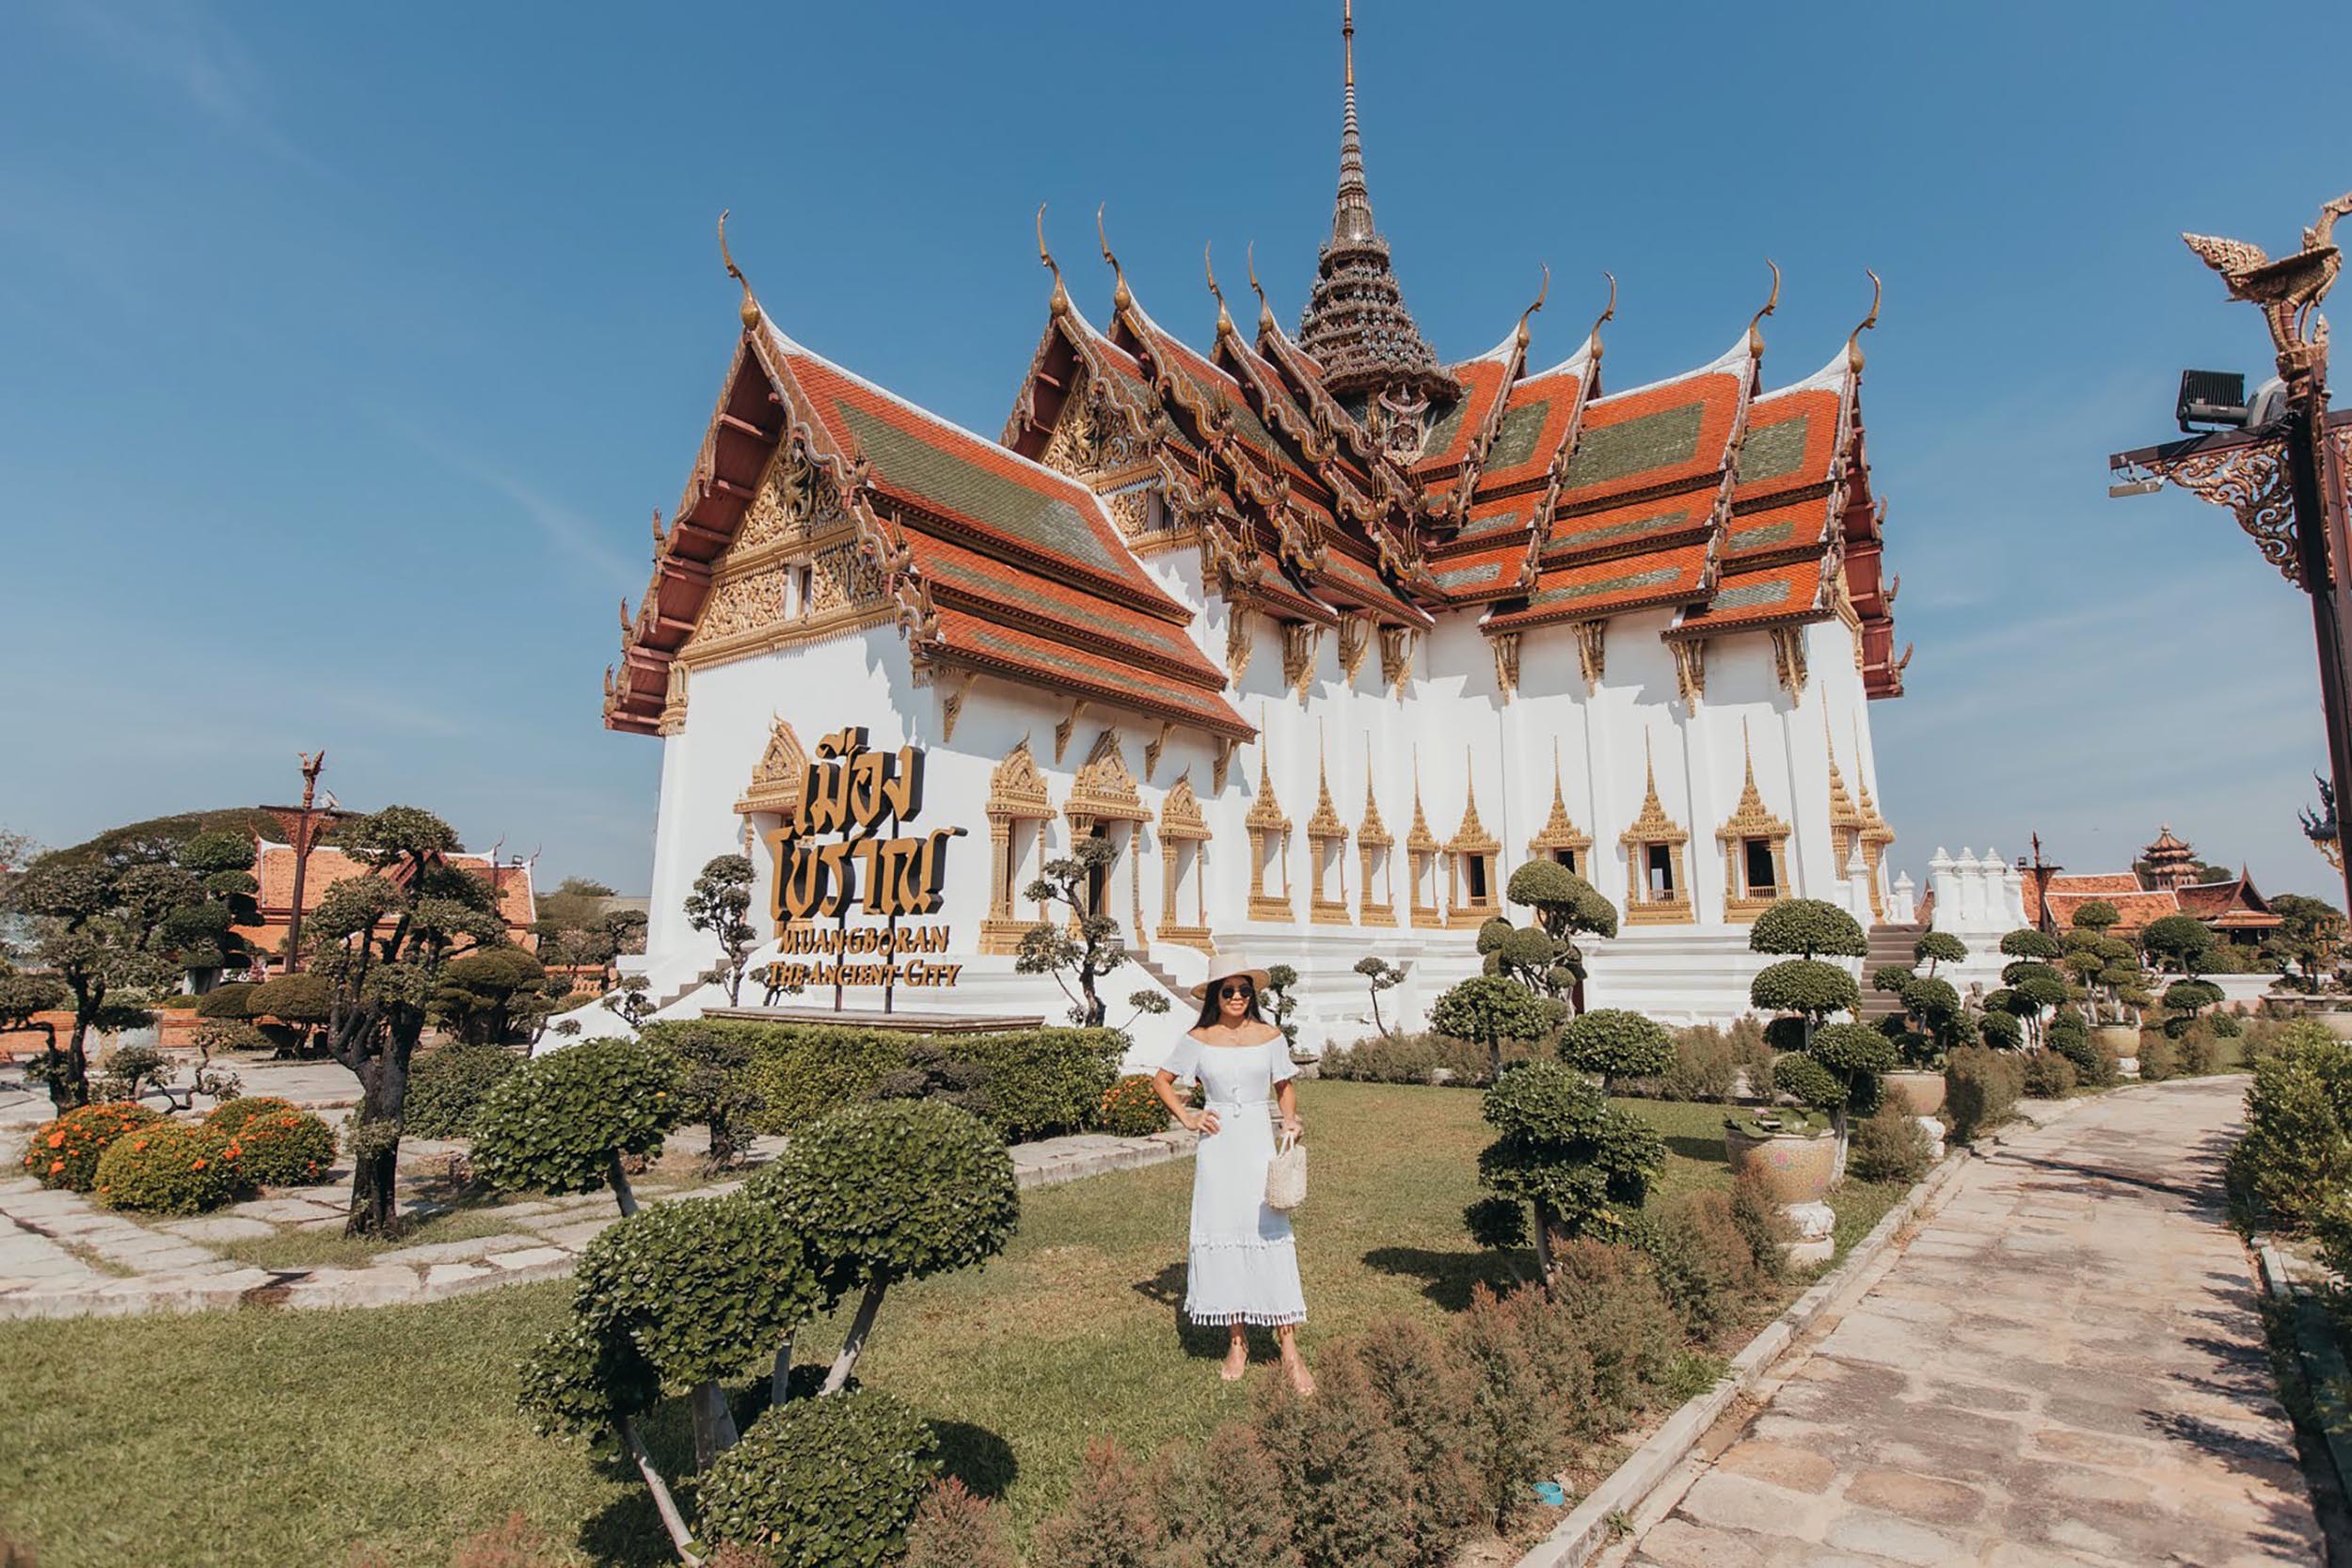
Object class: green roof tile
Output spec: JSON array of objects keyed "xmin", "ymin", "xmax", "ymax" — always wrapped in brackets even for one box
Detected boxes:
[
  {"xmin": 1726, "ymin": 516, "xmax": 1796, "ymax": 549},
  {"xmin": 1529, "ymin": 564, "xmax": 1681, "ymax": 608},
  {"xmin": 1564, "ymin": 402, "xmax": 1705, "ymax": 490},
  {"xmin": 1740, "ymin": 415, "xmax": 1813, "ymax": 484},
  {"xmin": 840, "ymin": 404, "xmax": 1123, "ymax": 578},
  {"xmin": 1709, "ymin": 578, "xmax": 1796, "ymax": 611},
  {"xmin": 1484, "ymin": 398, "xmax": 1554, "ymax": 472}
]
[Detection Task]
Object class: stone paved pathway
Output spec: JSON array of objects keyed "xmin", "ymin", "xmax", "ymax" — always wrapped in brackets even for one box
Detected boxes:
[{"xmin": 1618, "ymin": 1077, "xmax": 2321, "ymax": 1568}]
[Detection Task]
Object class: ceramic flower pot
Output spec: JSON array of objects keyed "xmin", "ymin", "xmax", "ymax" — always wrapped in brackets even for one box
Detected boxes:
[
  {"xmin": 2093, "ymin": 1024, "xmax": 2139, "ymax": 1057},
  {"xmin": 1724, "ymin": 1123, "xmax": 1837, "ymax": 1206},
  {"xmin": 1883, "ymin": 1070, "xmax": 1947, "ymax": 1118}
]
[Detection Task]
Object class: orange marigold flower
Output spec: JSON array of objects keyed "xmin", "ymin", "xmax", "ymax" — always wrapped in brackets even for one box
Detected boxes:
[
  {"xmin": 48, "ymin": 1131, "xmax": 65, "ymax": 1148},
  {"xmin": 49, "ymin": 1160, "xmax": 64, "ymax": 1174}
]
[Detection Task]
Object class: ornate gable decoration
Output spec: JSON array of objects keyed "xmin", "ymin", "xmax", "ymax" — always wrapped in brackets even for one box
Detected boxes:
[
  {"xmin": 1159, "ymin": 773, "xmax": 1210, "ymax": 840},
  {"xmin": 989, "ymin": 737, "xmax": 1055, "ymax": 820},
  {"xmin": 1528, "ymin": 744, "xmax": 1593, "ymax": 859},
  {"xmin": 1357, "ymin": 740, "xmax": 1393, "ymax": 849},
  {"xmin": 1446, "ymin": 757, "xmax": 1501, "ymax": 857},
  {"xmin": 1306, "ymin": 744, "xmax": 1348, "ymax": 843},
  {"xmin": 736, "ymin": 715, "xmax": 809, "ymax": 819},
  {"xmin": 1067, "ymin": 730, "xmax": 1148, "ymax": 823},
  {"xmin": 1247, "ymin": 737, "xmax": 1292, "ymax": 834},
  {"xmin": 1406, "ymin": 760, "xmax": 1440, "ymax": 854}
]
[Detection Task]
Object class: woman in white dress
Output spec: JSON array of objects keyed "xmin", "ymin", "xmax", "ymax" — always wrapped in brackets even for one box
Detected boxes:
[{"xmin": 1152, "ymin": 954, "xmax": 1314, "ymax": 1395}]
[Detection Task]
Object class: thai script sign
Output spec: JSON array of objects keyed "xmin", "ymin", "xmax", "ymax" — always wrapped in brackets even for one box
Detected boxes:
[{"xmin": 762, "ymin": 726, "xmax": 965, "ymax": 989}]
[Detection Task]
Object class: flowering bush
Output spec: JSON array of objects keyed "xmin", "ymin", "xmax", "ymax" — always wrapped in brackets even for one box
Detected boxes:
[
  {"xmin": 23, "ymin": 1102, "xmax": 165, "ymax": 1192},
  {"xmin": 230, "ymin": 1108, "xmax": 338, "ymax": 1186},
  {"xmin": 203, "ymin": 1096, "xmax": 300, "ymax": 1136},
  {"xmin": 93, "ymin": 1120, "xmax": 244, "ymax": 1214},
  {"xmin": 1096, "ymin": 1073, "xmax": 1170, "ymax": 1137}
]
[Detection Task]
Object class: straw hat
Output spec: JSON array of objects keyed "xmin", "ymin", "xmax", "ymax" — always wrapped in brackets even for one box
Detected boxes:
[{"xmin": 1188, "ymin": 952, "xmax": 1274, "ymax": 1003}]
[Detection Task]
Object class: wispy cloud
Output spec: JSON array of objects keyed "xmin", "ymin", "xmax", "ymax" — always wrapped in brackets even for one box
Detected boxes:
[
  {"xmin": 372, "ymin": 411, "xmax": 645, "ymax": 595},
  {"xmin": 30, "ymin": 0, "xmax": 328, "ymax": 176}
]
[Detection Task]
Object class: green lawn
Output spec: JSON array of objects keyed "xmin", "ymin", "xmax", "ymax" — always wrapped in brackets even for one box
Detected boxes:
[{"xmin": 0, "ymin": 1081, "xmax": 1899, "ymax": 1567}]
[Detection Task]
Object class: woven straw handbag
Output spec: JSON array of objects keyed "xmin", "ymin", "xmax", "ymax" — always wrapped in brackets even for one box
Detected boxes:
[{"xmin": 1264, "ymin": 1129, "xmax": 1308, "ymax": 1212}]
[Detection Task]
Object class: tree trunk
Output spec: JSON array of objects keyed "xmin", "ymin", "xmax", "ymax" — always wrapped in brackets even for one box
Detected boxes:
[
  {"xmin": 608, "ymin": 1152, "xmax": 641, "ymax": 1217},
  {"xmin": 53, "ymin": 1014, "xmax": 92, "ymax": 1111},
  {"xmin": 1531, "ymin": 1201, "xmax": 1559, "ymax": 1301},
  {"xmin": 689, "ymin": 1381, "xmax": 739, "ymax": 1467},
  {"xmin": 1830, "ymin": 1104, "xmax": 1850, "ymax": 1187},
  {"xmin": 822, "ymin": 1279, "xmax": 889, "ymax": 1394},
  {"xmin": 346, "ymin": 1052, "xmax": 410, "ymax": 1237},
  {"xmin": 620, "ymin": 1415, "xmax": 704, "ymax": 1566},
  {"xmin": 771, "ymin": 1330, "xmax": 796, "ymax": 1408}
]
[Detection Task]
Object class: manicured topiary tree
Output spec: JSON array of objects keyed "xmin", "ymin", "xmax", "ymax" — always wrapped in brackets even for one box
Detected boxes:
[
  {"xmin": 2163, "ymin": 978, "xmax": 2226, "ymax": 1037},
  {"xmin": 1806, "ymin": 1021, "xmax": 1900, "ymax": 1178},
  {"xmin": 2267, "ymin": 894, "xmax": 2346, "ymax": 993},
  {"xmin": 471, "ymin": 1037, "xmax": 688, "ymax": 1215},
  {"xmin": 1997, "ymin": 927, "xmax": 2062, "ymax": 963},
  {"xmin": 573, "ymin": 1194, "xmax": 829, "ymax": 1466},
  {"xmin": 1558, "ymin": 1007, "xmax": 1673, "ymax": 1095},
  {"xmin": 699, "ymin": 1389, "xmax": 938, "ymax": 1568},
  {"xmin": 401, "ymin": 1042, "xmax": 522, "ymax": 1138},
  {"xmin": 2141, "ymin": 912, "xmax": 2216, "ymax": 976},
  {"xmin": 1997, "ymin": 958, "xmax": 2070, "ymax": 1049},
  {"xmin": 2073, "ymin": 900, "xmax": 2122, "ymax": 935},
  {"xmin": 1017, "ymin": 834, "xmax": 1128, "ymax": 1026},
  {"xmin": 1979, "ymin": 1010, "xmax": 2024, "ymax": 1051},
  {"xmin": 432, "ymin": 947, "xmax": 563, "ymax": 1045},
  {"xmin": 751, "ymin": 1099, "xmax": 1019, "ymax": 1394},
  {"xmin": 684, "ymin": 853, "xmax": 759, "ymax": 1008},
  {"xmin": 1354, "ymin": 956, "xmax": 1406, "ymax": 1040},
  {"xmin": 1469, "ymin": 1058, "xmax": 1665, "ymax": 1293},
  {"xmin": 1430, "ymin": 974, "xmax": 1558, "ymax": 1081},
  {"xmin": 1749, "ymin": 897, "xmax": 1866, "ymax": 1048},
  {"xmin": 1913, "ymin": 929, "xmax": 1967, "ymax": 977},
  {"xmin": 1502, "ymin": 860, "xmax": 1618, "ymax": 1013}
]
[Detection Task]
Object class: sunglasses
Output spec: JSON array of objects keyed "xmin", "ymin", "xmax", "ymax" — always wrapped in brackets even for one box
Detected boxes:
[{"xmin": 1218, "ymin": 984, "xmax": 1255, "ymax": 999}]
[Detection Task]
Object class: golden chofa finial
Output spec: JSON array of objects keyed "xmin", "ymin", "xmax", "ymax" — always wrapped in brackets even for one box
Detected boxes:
[
  {"xmin": 1097, "ymin": 204, "xmax": 1132, "ymax": 311},
  {"xmin": 1585, "ymin": 271, "xmax": 1616, "ymax": 366},
  {"xmin": 1204, "ymin": 242, "xmax": 1233, "ymax": 336},
  {"xmin": 1847, "ymin": 268, "xmax": 1882, "ymax": 373},
  {"xmin": 1246, "ymin": 241, "xmax": 1277, "ymax": 332},
  {"xmin": 1515, "ymin": 263, "xmax": 1549, "ymax": 352},
  {"xmin": 717, "ymin": 210, "xmax": 762, "ymax": 333},
  {"xmin": 1745, "ymin": 259, "xmax": 1780, "ymax": 357},
  {"xmin": 1037, "ymin": 203, "xmax": 1071, "ymax": 316}
]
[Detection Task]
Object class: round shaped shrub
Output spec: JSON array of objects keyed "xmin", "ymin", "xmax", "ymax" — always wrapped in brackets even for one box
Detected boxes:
[
  {"xmin": 1475, "ymin": 1059, "xmax": 1665, "ymax": 1238},
  {"xmin": 203, "ymin": 1096, "xmax": 299, "ymax": 1136},
  {"xmin": 247, "ymin": 972, "xmax": 333, "ymax": 1023},
  {"xmin": 517, "ymin": 1318, "xmax": 660, "ymax": 1440},
  {"xmin": 1749, "ymin": 899, "xmax": 1867, "ymax": 958},
  {"xmin": 1914, "ymin": 931, "xmax": 1968, "ymax": 969},
  {"xmin": 1810, "ymin": 1022, "xmax": 1899, "ymax": 1080},
  {"xmin": 1771, "ymin": 1053, "xmax": 1845, "ymax": 1111},
  {"xmin": 574, "ymin": 1195, "xmax": 827, "ymax": 1386},
  {"xmin": 1750, "ymin": 958, "xmax": 1859, "ymax": 1022},
  {"xmin": 195, "ymin": 982, "xmax": 258, "ymax": 1020},
  {"xmin": 403, "ymin": 1042, "xmax": 523, "ymax": 1138},
  {"xmin": 1506, "ymin": 859, "xmax": 1619, "ymax": 938},
  {"xmin": 751, "ymin": 1100, "xmax": 1018, "ymax": 1291},
  {"xmin": 699, "ymin": 1388, "xmax": 938, "ymax": 1568},
  {"xmin": 1430, "ymin": 974, "xmax": 1556, "ymax": 1051},
  {"xmin": 470, "ymin": 1037, "xmax": 687, "ymax": 1197},
  {"xmin": 22, "ymin": 1102, "xmax": 165, "ymax": 1192},
  {"xmin": 1979, "ymin": 1011, "xmax": 2023, "ymax": 1050},
  {"xmin": 231, "ymin": 1108, "xmax": 337, "ymax": 1186},
  {"xmin": 1474, "ymin": 916, "xmax": 1517, "ymax": 955},
  {"xmin": 1096, "ymin": 1074, "xmax": 1170, "ymax": 1138},
  {"xmin": 1559, "ymin": 1008, "xmax": 1674, "ymax": 1085},
  {"xmin": 2215, "ymin": 1013, "xmax": 2245, "ymax": 1039},
  {"xmin": 93, "ymin": 1121, "xmax": 242, "ymax": 1214}
]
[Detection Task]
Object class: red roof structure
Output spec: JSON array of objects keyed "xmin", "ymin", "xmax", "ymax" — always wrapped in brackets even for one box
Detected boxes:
[
  {"xmin": 605, "ymin": 10, "xmax": 1907, "ymax": 737},
  {"xmin": 239, "ymin": 842, "xmax": 537, "ymax": 960}
]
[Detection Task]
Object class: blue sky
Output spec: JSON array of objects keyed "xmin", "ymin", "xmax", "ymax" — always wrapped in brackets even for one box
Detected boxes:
[{"xmin": 3, "ymin": 1, "xmax": 2349, "ymax": 901}]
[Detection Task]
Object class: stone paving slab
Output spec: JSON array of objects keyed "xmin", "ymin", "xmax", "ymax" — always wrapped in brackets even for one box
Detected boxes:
[
  {"xmin": 0, "ymin": 1120, "xmax": 1196, "ymax": 1319},
  {"xmin": 1613, "ymin": 1078, "xmax": 2322, "ymax": 1568}
]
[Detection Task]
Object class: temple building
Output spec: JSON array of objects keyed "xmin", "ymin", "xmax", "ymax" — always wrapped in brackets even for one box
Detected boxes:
[
  {"xmin": 2026, "ymin": 826, "xmax": 2280, "ymax": 946},
  {"xmin": 598, "ymin": 10, "xmax": 1911, "ymax": 1043}
]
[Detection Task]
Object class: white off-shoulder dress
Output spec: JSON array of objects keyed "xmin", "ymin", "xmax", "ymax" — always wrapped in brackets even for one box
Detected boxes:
[{"xmin": 1161, "ymin": 1031, "xmax": 1307, "ymax": 1328}]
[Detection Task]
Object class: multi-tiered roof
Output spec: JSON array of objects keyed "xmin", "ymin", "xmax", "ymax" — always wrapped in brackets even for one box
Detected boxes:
[{"xmin": 606, "ymin": 11, "xmax": 1906, "ymax": 738}]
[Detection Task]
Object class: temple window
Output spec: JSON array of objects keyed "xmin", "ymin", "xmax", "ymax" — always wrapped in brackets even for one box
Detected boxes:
[
  {"xmin": 1356, "ymin": 745, "xmax": 1396, "ymax": 927},
  {"xmin": 978, "ymin": 738, "xmax": 1057, "ymax": 956},
  {"xmin": 1445, "ymin": 758, "xmax": 1502, "ymax": 929},
  {"xmin": 1246, "ymin": 738, "xmax": 1294, "ymax": 923},
  {"xmin": 1527, "ymin": 743, "xmax": 1594, "ymax": 885},
  {"xmin": 1156, "ymin": 775, "xmax": 1214, "ymax": 953},
  {"xmin": 1065, "ymin": 731, "xmax": 1151, "ymax": 943},
  {"xmin": 1620, "ymin": 735, "xmax": 1693, "ymax": 926},
  {"xmin": 795, "ymin": 563, "xmax": 815, "ymax": 615},
  {"xmin": 1717, "ymin": 729, "xmax": 1793, "ymax": 922},
  {"xmin": 1406, "ymin": 758, "xmax": 1443, "ymax": 928},
  {"xmin": 1306, "ymin": 743, "xmax": 1351, "ymax": 926}
]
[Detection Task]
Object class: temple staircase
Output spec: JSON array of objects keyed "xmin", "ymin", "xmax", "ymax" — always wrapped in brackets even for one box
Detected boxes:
[{"xmin": 1860, "ymin": 921, "xmax": 1927, "ymax": 1023}]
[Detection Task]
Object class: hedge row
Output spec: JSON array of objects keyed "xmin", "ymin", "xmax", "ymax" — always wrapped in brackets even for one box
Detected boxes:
[{"xmin": 637, "ymin": 1021, "xmax": 1125, "ymax": 1143}]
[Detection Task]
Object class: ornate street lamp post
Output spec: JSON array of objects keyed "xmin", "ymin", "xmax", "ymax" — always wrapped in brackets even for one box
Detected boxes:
[{"xmin": 2110, "ymin": 194, "xmax": 2352, "ymax": 913}]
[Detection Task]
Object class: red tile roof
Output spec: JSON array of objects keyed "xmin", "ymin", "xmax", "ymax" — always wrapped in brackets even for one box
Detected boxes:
[
  {"xmin": 1723, "ymin": 495, "xmax": 1835, "ymax": 563},
  {"xmin": 1470, "ymin": 368, "xmax": 1585, "ymax": 495},
  {"xmin": 1670, "ymin": 556, "xmax": 1827, "ymax": 636},
  {"xmin": 1552, "ymin": 364, "xmax": 1744, "ymax": 511},
  {"xmin": 1545, "ymin": 494, "xmax": 1712, "ymax": 564},
  {"xmin": 1731, "ymin": 387, "xmax": 1843, "ymax": 505},
  {"xmin": 1415, "ymin": 355, "xmax": 1512, "ymax": 477},
  {"xmin": 2044, "ymin": 889, "xmax": 2180, "ymax": 933},
  {"xmin": 2047, "ymin": 872, "xmax": 2145, "ymax": 895}
]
